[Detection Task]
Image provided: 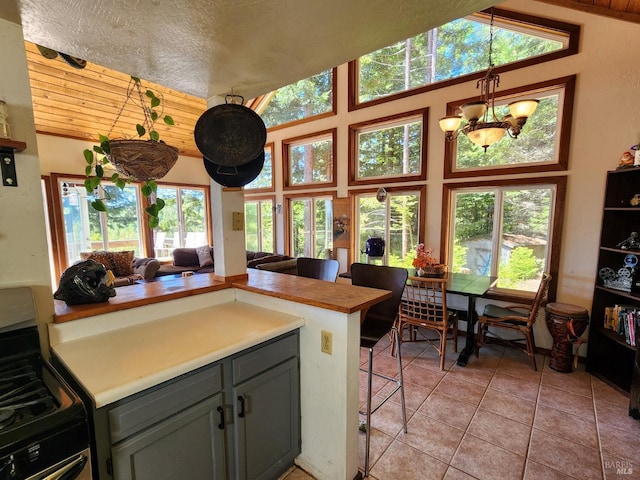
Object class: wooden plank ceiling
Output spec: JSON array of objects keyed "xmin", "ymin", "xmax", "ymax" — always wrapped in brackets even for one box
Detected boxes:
[
  {"xmin": 25, "ymin": 41, "xmax": 207, "ymax": 158},
  {"xmin": 25, "ymin": 2, "xmax": 639, "ymax": 159}
]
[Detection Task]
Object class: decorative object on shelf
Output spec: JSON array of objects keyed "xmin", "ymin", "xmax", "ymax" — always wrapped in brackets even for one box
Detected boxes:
[
  {"xmin": 633, "ymin": 144, "xmax": 640, "ymax": 167},
  {"xmin": 438, "ymin": 8, "xmax": 538, "ymax": 151},
  {"xmin": 53, "ymin": 259, "xmax": 116, "ymax": 305},
  {"xmin": 412, "ymin": 243, "xmax": 446, "ymax": 277},
  {"xmin": 376, "ymin": 187, "xmax": 387, "ymax": 202},
  {"xmin": 617, "ymin": 150, "xmax": 636, "ymax": 170},
  {"xmin": 333, "ymin": 214, "xmax": 349, "ymax": 235},
  {"xmin": 0, "ymin": 99, "xmax": 12, "ymax": 139},
  {"xmin": 631, "ymin": 195, "xmax": 640, "ymax": 207},
  {"xmin": 599, "ymin": 254, "xmax": 638, "ymax": 292},
  {"xmin": 616, "ymin": 232, "xmax": 640, "ymax": 250},
  {"xmin": 83, "ymin": 76, "xmax": 177, "ymax": 228}
]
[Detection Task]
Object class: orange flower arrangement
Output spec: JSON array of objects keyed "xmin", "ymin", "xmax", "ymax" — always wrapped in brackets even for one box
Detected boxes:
[{"xmin": 412, "ymin": 243, "xmax": 439, "ymax": 269}]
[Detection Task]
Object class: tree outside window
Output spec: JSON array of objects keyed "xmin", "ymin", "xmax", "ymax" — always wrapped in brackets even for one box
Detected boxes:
[
  {"xmin": 283, "ymin": 130, "xmax": 336, "ymax": 188},
  {"xmin": 156, "ymin": 187, "xmax": 209, "ymax": 258},
  {"xmin": 288, "ymin": 196, "xmax": 332, "ymax": 258},
  {"xmin": 245, "ymin": 198, "xmax": 274, "ymax": 253},
  {"xmin": 260, "ymin": 69, "xmax": 334, "ymax": 129},
  {"xmin": 355, "ymin": 190, "xmax": 421, "ymax": 268},
  {"xmin": 349, "ymin": 110, "xmax": 427, "ymax": 186},
  {"xmin": 449, "ymin": 184, "xmax": 555, "ymax": 293},
  {"xmin": 356, "ymin": 11, "xmax": 568, "ymax": 105}
]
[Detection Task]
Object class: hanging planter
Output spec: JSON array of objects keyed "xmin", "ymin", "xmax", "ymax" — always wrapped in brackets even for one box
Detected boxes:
[
  {"xmin": 83, "ymin": 76, "xmax": 177, "ymax": 228},
  {"xmin": 108, "ymin": 139, "xmax": 178, "ymax": 181}
]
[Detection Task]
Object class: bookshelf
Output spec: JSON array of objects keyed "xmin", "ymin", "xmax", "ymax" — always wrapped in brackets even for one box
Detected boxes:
[{"xmin": 587, "ymin": 168, "xmax": 640, "ymax": 393}]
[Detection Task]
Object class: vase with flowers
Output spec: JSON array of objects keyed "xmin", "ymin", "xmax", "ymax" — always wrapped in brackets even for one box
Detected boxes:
[{"xmin": 412, "ymin": 243, "xmax": 446, "ymax": 277}]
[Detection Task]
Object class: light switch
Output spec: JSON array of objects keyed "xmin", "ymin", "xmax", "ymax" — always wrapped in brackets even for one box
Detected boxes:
[{"xmin": 232, "ymin": 211, "xmax": 244, "ymax": 231}]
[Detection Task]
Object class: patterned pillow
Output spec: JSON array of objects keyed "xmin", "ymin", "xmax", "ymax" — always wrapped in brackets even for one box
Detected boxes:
[
  {"xmin": 79, "ymin": 251, "xmax": 115, "ymax": 272},
  {"xmin": 196, "ymin": 245, "xmax": 213, "ymax": 267},
  {"xmin": 110, "ymin": 250, "xmax": 134, "ymax": 277}
]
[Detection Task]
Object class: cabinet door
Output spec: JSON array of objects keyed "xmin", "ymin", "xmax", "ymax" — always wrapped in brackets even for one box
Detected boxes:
[
  {"xmin": 111, "ymin": 394, "xmax": 227, "ymax": 480},
  {"xmin": 232, "ymin": 358, "xmax": 300, "ymax": 480}
]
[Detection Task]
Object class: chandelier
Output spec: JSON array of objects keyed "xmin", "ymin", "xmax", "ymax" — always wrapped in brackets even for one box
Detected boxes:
[{"xmin": 438, "ymin": 10, "xmax": 539, "ymax": 151}]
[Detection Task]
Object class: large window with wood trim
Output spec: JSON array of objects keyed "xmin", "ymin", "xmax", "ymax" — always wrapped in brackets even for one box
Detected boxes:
[
  {"xmin": 154, "ymin": 185, "xmax": 210, "ymax": 259},
  {"xmin": 244, "ymin": 197, "xmax": 275, "ymax": 253},
  {"xmin": 353, "ymin": 187, "xmax": 424, "ymax": 268},
  {"xmin": 444, "ymin": 177, "xmax": 566, "ymax": 297},
  {"xmin": 350, "ymin": 8, "xmax": 578, "ymax": 109},
  {"xmin": 283, "ymin": 129, "xmax": 336, "ymax": 189},
  {"xmin": 444, "ymin": 76, "xmax": 575, "ymax": 178},
  {"xmin": 286, "ymin": 194, "xmax": 333, "ymax": 258},
  {"xmin": 349, "ymin": 109, "xmax": 428, "ymax": 186},
  {"xmin": 257, "ymin": 68, "xmax": 336, "ymax": 130}
]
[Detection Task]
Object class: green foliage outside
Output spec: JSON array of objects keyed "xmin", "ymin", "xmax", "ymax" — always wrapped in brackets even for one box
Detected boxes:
[
  {"xmin": 357, "ymin": 121, "xmax": 422, "ymax": 178},
  {"xmin": 498, "ymin": 247, "xmax": 540, "ymax": 288},
  {"xmin": 358, "ymin": 17, "xmax": 562, "ymax": 103},
  {"xmin": 289, "ymin": 138, "xmax": 333, "ymax": 185},
  {"xmin": 261, "ymin": 70, "xmax": 333, "ymax": 128}
]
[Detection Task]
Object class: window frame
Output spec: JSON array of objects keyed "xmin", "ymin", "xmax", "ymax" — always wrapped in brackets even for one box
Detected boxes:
[
  {"xmin": 253, "ymin": 67, "xmax": 338, "ymax": 133},
  {"xmin": 443, "ymin": 75, "xmax": 576, "ymax": 179},
  {"xmin": 284, "ymin": 191, "xmax": 336, "ymax": 257},
  {"xmin": 350, "ymin": 185, "xmax": 426, "ymax": 267},
  {"xmin": 348, "ymin": 109, "xmax": 428, "ymax": 186},
  {"xmin": 282, "ymin": 128, "xmax": 337, "ymax": 190},
  {"xmin": 348, "ymin": 8, "xmax": 580, "ymax": 111},
  {"xmin": 154, "ymin": 183, "xmax": 212, "ymax": 256},
  {"xmin": 243, "ymin": 195, "xmax": 276, "ymax": 253},
  {"xmin": 244, "ymin": 142, "xmax": 275, "ymax": 193},
  {"xmin": 441, "ymin": 176, "xmax": 566, "ymax": 302}
]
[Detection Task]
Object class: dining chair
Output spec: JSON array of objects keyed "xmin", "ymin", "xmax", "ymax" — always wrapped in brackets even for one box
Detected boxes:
[
  {"xmin": 475, "ymin": 272, "xmax": 552, "ymax": 370},
  {"xmin": 396, "ymin": 276, "xmax": 458, "ymax": 371},
  {"xmin": 350, "ymin": 262, "xmax": 408, "ymax": 477},
  {"xmin": 296, "ymin": 257, "xmax": 339, "ymax": 282}
]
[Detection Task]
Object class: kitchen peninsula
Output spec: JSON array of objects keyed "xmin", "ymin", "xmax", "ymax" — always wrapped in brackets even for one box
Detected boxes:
[{"xmin": 49, "ymin": 270, "xmax": 390, "ymax": 480}]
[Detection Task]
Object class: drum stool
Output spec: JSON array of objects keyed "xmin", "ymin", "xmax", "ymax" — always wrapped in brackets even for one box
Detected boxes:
[{"xmin": 545, "ymin": 302, "xmax": 590, "ymax": 373}]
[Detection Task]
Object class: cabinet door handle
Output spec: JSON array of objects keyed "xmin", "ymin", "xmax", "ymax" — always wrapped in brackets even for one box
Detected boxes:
[
  {"xmin": 216, "ymin": 406, "xmax": 225, "ymax": 430},
  {"xmin": 237, "ymin": 395, "xmax": 245, "ymax": 418}
]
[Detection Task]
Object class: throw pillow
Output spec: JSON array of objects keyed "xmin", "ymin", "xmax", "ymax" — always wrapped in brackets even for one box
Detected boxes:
[
  {"xmin": 79, "ymin": 251, "xmax": 115, "ymax": 272},
  {"xmin": 196, "ymin": 245, "xmax": 213, "ymax": 267},
  {"xmin": 110, "ymin": 250, "xmax": 134, "ymax": 277}
]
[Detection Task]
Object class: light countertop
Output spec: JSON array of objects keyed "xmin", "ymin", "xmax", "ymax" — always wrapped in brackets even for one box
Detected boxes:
[{"xmin": 50, "ymin": 300, "xmax": 304, "ymax": 407}]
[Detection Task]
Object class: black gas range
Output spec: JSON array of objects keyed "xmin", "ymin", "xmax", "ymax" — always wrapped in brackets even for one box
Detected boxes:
[{"xmin": 0, "ymin": 287, "xmax": 91, "ymax": 480}]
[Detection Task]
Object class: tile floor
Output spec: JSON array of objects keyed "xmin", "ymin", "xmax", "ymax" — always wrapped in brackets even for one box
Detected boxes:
[{"xmin": 282, "ymin": 333, "xmax": 640, "ymax": 480}]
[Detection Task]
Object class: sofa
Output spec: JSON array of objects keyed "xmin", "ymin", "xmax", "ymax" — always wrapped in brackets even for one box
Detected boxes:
[
  {"xmin": 79, "ymin": 250, "xmax": 161, "ymax": 287},
  {"xmin": 155, "ymin": 247, "xmax": 297, "ymax": 277}
]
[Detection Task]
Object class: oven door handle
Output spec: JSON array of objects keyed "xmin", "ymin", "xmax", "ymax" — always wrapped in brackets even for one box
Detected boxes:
[{"xmin": 38, "ymin": 453, "xmax": 88, "ymax": 480}]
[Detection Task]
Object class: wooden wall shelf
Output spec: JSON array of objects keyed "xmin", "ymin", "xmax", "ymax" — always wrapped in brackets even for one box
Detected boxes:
[{"xmin": 0, "ymin": 139, "xmax": 26, "ymax": 152}]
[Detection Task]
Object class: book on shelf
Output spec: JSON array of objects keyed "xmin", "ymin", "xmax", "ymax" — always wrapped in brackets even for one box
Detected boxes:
[{"xmin": 605, "ymin": 304, "xmax": 638, "ymax": 346}]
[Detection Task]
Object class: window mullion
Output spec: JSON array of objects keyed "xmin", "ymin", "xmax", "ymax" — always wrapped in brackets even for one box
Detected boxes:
[{"xmin": 491, "ymin": 189, "xmax": 504, "ymax": 277}]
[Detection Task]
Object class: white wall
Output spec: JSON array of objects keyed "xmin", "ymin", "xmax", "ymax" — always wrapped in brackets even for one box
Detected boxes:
[{"xmin": 0, "ymin": 18, "xmax": 53, "ymax": 349}]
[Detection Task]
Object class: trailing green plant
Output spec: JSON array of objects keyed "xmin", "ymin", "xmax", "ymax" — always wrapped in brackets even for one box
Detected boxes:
[{"xmin": 83, "ymin": 76, "xmax": 175, "ymax": 229}]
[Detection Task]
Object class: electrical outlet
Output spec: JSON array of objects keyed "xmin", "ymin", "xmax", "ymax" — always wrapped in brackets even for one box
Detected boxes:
[{"xmin": 321, "ymin": 330, "xmax": 333, "ymax": 355}]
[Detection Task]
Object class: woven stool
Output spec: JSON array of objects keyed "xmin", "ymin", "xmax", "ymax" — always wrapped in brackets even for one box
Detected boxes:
[{"xmin": 545, "ymin": 302, "xmax": 590, "ymax": 372}]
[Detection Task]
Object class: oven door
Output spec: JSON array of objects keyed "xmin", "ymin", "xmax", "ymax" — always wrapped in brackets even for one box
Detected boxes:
[{"xmin": 26, "ymin": 448, "xmax": 91, "ymax": 480}]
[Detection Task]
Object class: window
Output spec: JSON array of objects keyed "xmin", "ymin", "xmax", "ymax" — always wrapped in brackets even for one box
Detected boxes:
[
  {"xmin": 350, "ymin": 8, "xmax": 578, "ymax": 109},
  {"xmin": 353, "ymin": 187, "xmax": 424, "ymax": 268},
  {"xmin": 283, "ymin": 129, "xmax": 337, "ymax": 189},
  {"xmin": 349, "ymin": 110, "xmax": 428, "ymax": 185},
  {"xmin": 286, "ymin": 194, "xmax": 333, "ymax": 258},
  {"xmin": 258, "ymin": 68, "xmax": 336, "ymax": 130},
  {"xmin": 155, "ymin": 186, "xmax": 210, "ymax": 258},
  {"xmin": 444, "ymin": 76, "xmax": 575, "ymax": 178},
  {"xmin": 244, "ymin": 143, "xmax": 274, "ymax": 192},
  {"xmin": 444, "ymin": 177, "xmax": 566, "ymax": 297},
  {"xmin": 245, "ymin": 197, "xmax": 274, "ymax": 253},
  {"xmin": 54, "ymin": 178, "xmax": 144, "ymax": 265}
]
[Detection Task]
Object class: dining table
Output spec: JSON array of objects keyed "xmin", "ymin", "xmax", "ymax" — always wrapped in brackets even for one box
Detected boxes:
[
  {"xmin": 441, "ymin": 272, "xmax": 498, "ymax": 366},
  {"xmin": 339, "ymin": 269, "xmax": 498, "ymax": 366}
]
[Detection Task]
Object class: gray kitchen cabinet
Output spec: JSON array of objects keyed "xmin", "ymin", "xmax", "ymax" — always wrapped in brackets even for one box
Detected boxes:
[
  {"xmin": 50, "ymin": 330, "xmax": 299, "ymax": 480},
  {"xmin": 111, "ymin": 394, "xmax": 226, "ymax": 480},
  {"xmin": 231, "ymin": 333, "xmax": 300, "ymax": 480}
]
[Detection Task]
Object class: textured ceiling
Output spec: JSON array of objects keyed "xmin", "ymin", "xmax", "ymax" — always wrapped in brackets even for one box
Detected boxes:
[{"xmin": 1, "ymin": 0, "xmax": 498, "ymax": 100}]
